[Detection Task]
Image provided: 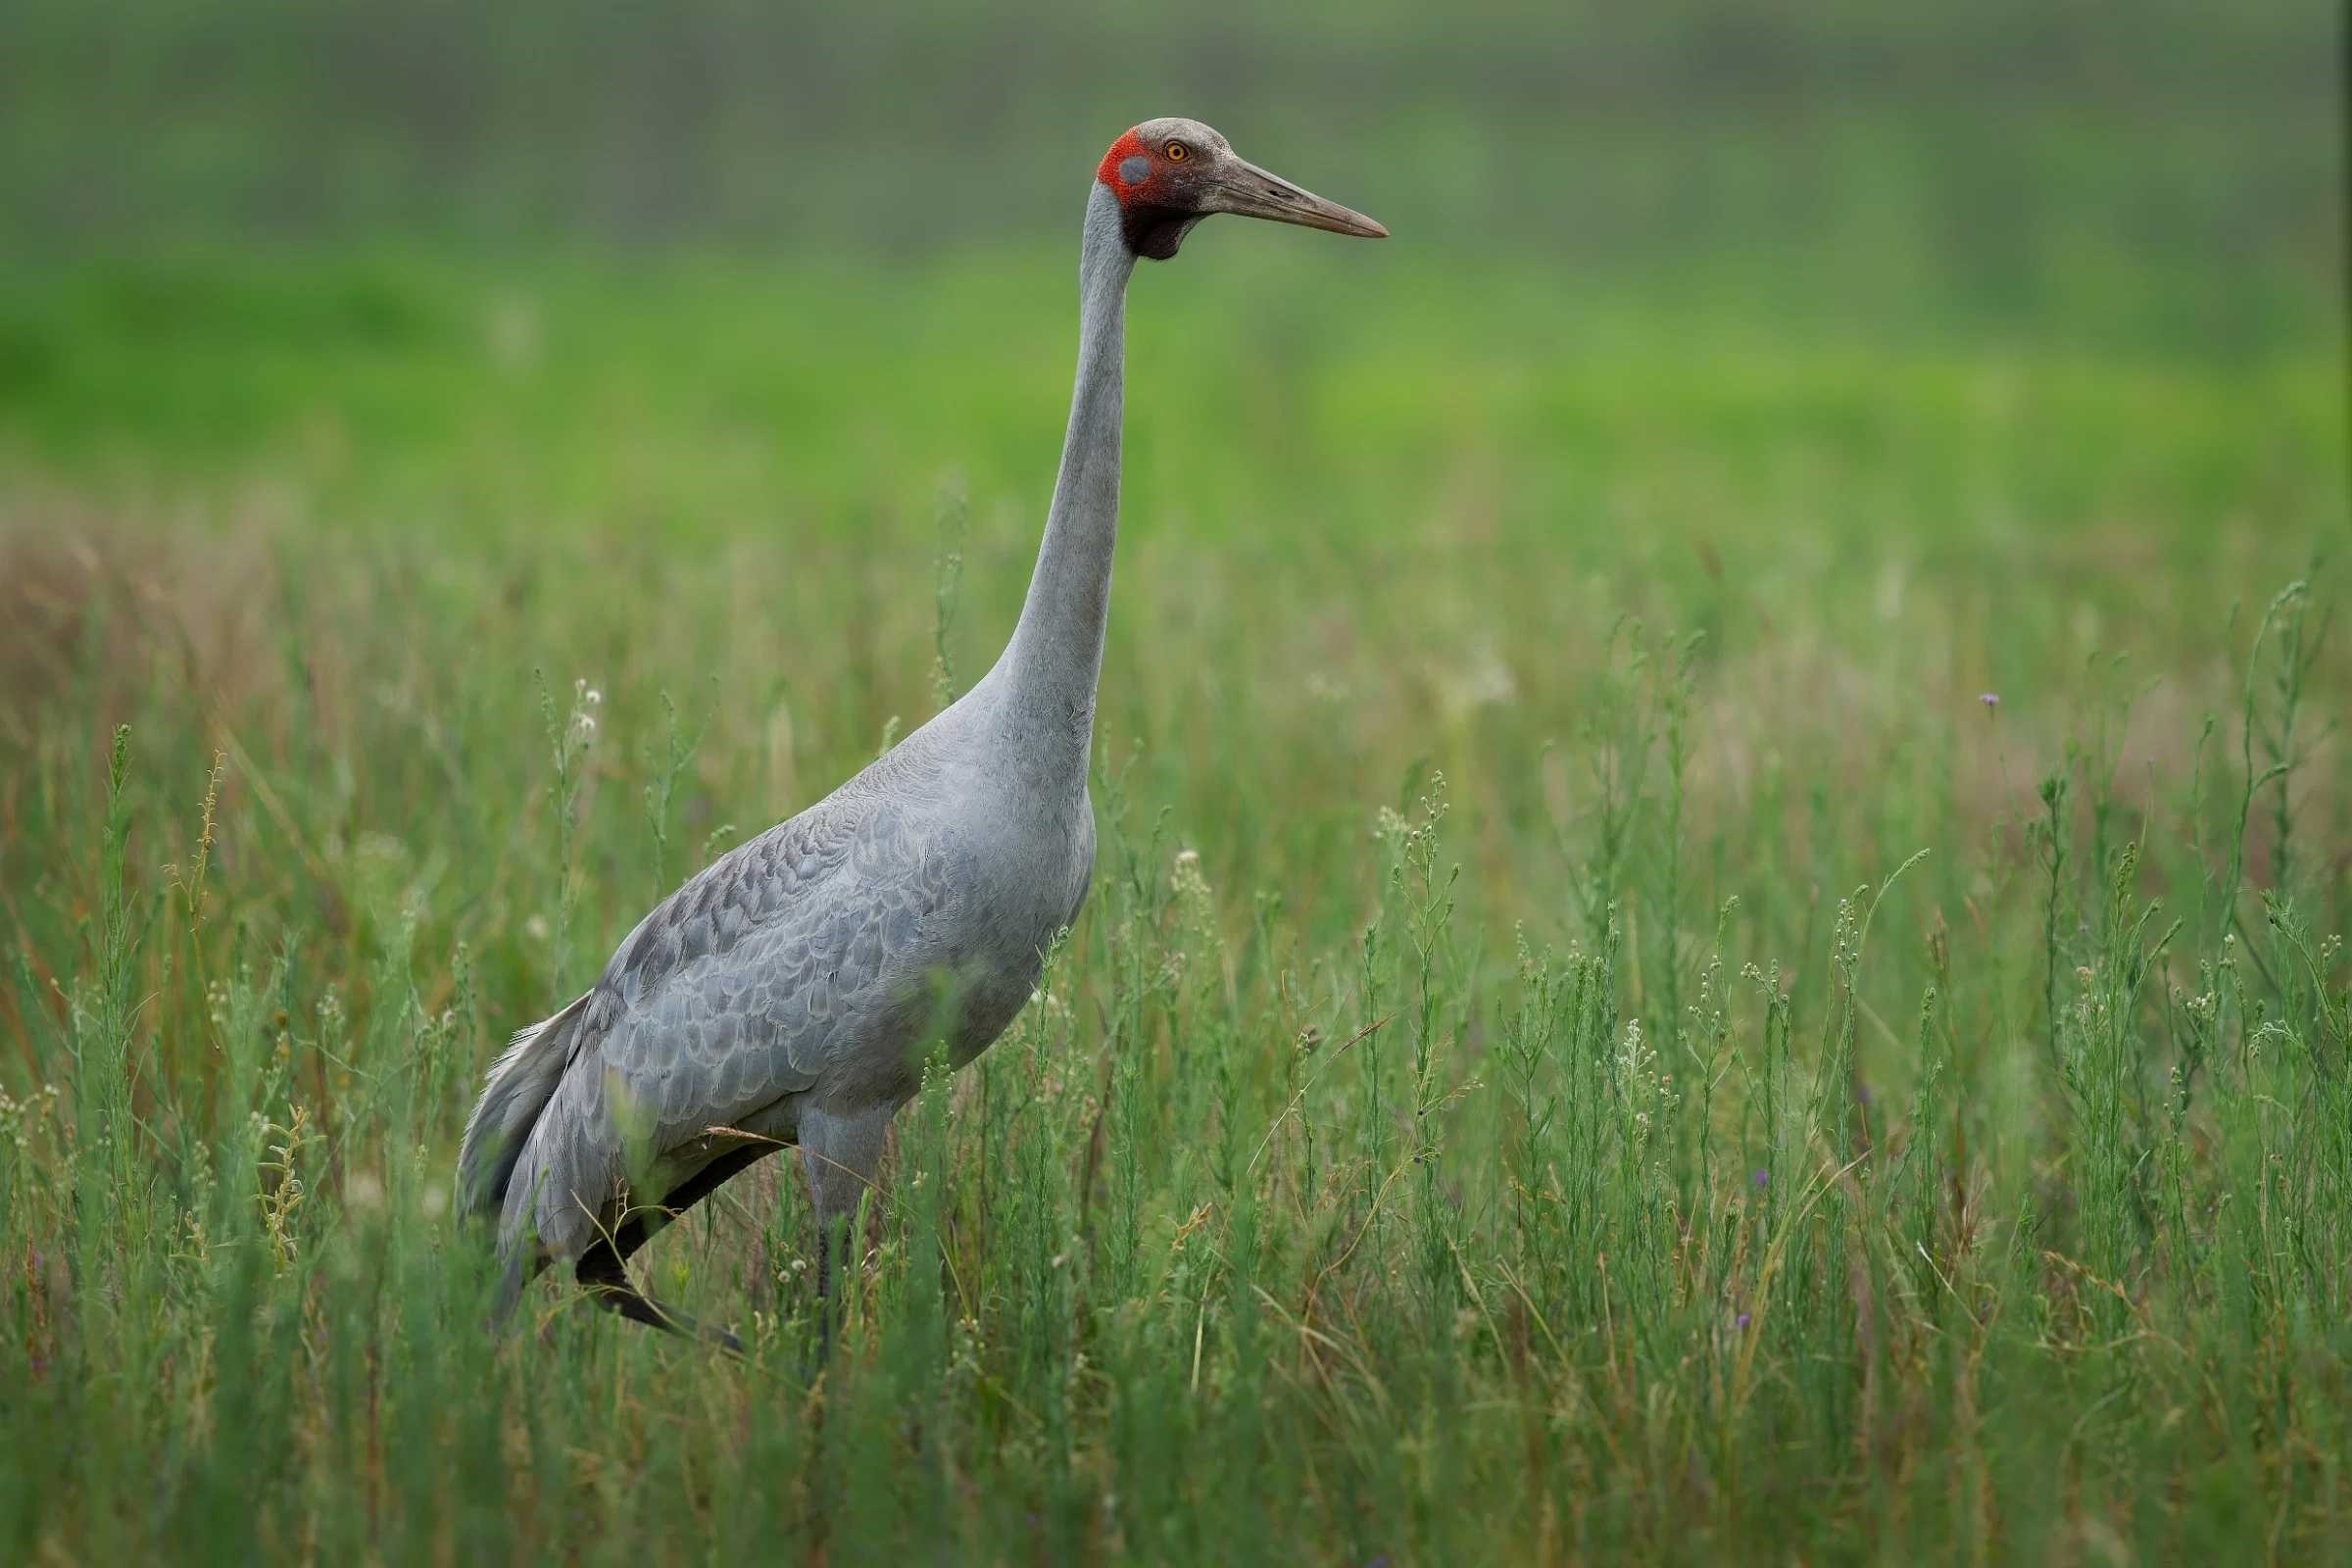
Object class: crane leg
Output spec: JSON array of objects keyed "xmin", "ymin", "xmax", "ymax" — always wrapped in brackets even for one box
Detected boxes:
[
  {"xmin": 798, "ymin": 1104, "xmax": 894, "ymax": 1358},
  {"xmin": 568, "ymin": 1142, "xmax": 792, "ymax": 1353},
  {"xmin": 574, "ymin": 1241, "xmax": 745, "ymax": 1353}
]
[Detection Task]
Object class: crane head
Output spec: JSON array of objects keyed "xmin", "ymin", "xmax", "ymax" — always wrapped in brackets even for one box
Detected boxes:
[{"xmin": 1098, "ymin": 118, "xmax": 1387, "ymax": 262}]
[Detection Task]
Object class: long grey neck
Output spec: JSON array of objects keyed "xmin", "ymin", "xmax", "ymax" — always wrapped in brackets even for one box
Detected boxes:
[{"xmin": 993, "ymin": 182, "xmax": 1135, "ymax": 770}]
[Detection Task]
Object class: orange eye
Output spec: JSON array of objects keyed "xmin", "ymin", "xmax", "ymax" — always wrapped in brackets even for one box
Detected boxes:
[{"xmin": 1163, "ymin": 140, "xmax": 1189, "ymax": 162}]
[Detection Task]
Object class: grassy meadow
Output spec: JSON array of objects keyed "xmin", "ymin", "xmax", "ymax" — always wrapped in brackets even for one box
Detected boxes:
[{"xmin": 3, "ymin": 8, "xmax": 2349, "ymax": 1560}]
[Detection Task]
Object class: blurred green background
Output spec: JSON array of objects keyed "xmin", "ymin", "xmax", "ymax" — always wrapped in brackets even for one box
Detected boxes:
[
  {"xmin": 1, "ymin": 2, "xmax": 2338, "ymax": 583},
  {"xmin": 3, "ymin": 2, "xmax": 2339, "ymax": 328}
]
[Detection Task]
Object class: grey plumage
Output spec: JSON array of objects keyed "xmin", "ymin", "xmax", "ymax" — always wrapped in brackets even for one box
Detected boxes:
[{"xmin": 457, "ymin": 119, "xmax": 1382, "ymax": 1345}]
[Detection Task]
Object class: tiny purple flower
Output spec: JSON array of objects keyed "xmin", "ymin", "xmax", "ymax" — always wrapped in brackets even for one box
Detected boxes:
[
  {"xmin": 1979, "ymin": 692, "xmax": 2000, "ymax": 710},
  {"xmin": 1751, "ymin": 1168, "xmax": 1769, "ymax": 1189},
  {"xmin": 1736, "ymin": 1311, "xmax": 1751, "ymax": 1331}
]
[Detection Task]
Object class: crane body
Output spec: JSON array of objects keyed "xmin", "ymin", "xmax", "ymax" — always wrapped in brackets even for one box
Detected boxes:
[{"xmin": 458, "ymin": 119, "xmax": 1384, "ymax": 1345}]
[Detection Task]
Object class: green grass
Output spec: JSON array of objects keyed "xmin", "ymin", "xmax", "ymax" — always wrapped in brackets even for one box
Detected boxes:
[{"xmin": 1, "ymin": 243, "xmax": 2347, "ymax": 1563}]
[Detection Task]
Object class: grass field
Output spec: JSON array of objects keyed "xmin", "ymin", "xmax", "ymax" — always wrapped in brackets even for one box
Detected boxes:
[{"xmin": 0, "ymin": 220, "xmax": 2346, "ymax": 1564}]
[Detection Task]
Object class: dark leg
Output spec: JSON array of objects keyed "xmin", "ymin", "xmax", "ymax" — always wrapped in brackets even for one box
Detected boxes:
[
  {"xmin": 567, "ymin": 1140, "xmax": 781, "ymax": 1352},
  {"xmin": 612, "ymin": 1144, "xmax": 779, "ymax": 1265},
  {"xmin": 574, "ymin": 1240, "xmax": 745, "ymax": 1353},
  {"xmin": 797, "ymin": 1105, "xmax": 894, "ymax": 1360}
]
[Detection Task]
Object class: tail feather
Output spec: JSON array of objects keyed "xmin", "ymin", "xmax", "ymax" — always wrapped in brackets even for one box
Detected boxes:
[{"xmin": 458, "ymin": 993, "xmax": 592, "ymax": 1222}]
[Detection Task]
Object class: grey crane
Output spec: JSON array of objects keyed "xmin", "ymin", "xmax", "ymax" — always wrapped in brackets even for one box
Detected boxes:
[{"xmin": 457, "ymin": 118, "xmax": 1384, "ymax": 1348}]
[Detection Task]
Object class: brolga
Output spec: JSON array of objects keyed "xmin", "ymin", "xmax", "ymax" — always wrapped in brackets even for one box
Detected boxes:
[{"xmin": 458, "ymin": 118, "xmax": 1385, "ymax": 1348}]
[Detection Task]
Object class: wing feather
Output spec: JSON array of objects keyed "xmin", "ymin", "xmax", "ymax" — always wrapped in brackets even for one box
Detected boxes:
[{"xmin": 502, "ymin": 787, "xmax": 959, "ymax": 1251}]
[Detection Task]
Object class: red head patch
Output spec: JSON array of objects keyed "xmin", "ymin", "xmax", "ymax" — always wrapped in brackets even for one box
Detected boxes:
[{"xmin": 1097, "ymin": 128, "xmax": 1156, "ymax": 203}]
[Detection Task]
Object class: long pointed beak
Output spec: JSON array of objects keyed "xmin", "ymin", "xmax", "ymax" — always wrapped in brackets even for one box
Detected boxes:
[{"xmin": 1204, "ymin": 157, "xmax": 1388, "ymax": 239}]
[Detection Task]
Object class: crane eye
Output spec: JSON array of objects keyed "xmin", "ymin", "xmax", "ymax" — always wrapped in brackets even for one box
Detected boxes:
[{"xmin": 1163, "ymin": 140, "xmax": 1189, "ymax": 162}]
